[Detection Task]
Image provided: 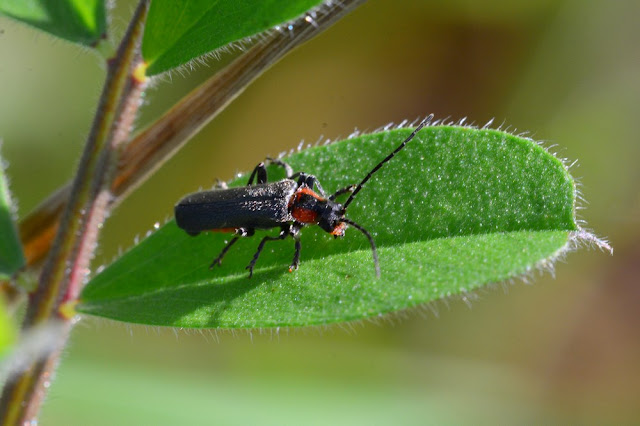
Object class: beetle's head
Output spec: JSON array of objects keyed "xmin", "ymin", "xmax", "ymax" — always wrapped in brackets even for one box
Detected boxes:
[
  {"xmin": 317, "ymin": 200, "xmax": 347, "ymax": 236},
  {"xmin": 319, "ymin": 197, "xmax": 379, "ymax": 278}
]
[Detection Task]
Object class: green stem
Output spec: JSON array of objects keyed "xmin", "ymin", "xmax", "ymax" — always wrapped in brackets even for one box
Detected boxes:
[{"xmin": 0, "ymin": 1, "xmax": 150, "ymax": 423}]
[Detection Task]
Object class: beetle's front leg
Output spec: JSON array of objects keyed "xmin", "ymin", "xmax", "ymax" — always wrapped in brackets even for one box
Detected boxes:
[
  {"xmin": 291, "ymin": 173, "xmax": 328, "ymax": 198},
  {"xmin": 329, "ymin": 184, "xmax": 356, "ymax": 201}
]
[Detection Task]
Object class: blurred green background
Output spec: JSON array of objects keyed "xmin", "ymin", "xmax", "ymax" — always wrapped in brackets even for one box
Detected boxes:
[{"xmin": 1, "ymin": 0, "xmax": 638, "ymax": 424}]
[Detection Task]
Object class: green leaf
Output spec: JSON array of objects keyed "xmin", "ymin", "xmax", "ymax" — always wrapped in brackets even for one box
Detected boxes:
[
  {"xmin": 79, "ymin": 125, "xmax": 580, "ymax": 328},
  {"xmin": 142, "ymin": 0, "xmax": 324, "ymax": 76},
  {"xmin": 0, "ymin": 146, "xmax": 25, "ymax": 280},
  {"xmin": 0, "ymin": 0, "xmax": 106, "ymax": 46}
]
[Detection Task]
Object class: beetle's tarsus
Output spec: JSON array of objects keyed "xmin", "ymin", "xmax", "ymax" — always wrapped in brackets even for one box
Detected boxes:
[{"xmin": 209, "ymin": 256, "xmax": 223, "ymax": 269}]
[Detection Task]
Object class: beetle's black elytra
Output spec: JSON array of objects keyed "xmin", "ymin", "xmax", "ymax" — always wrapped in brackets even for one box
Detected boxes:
[{"xmin": 174, "ymin": 115, "xmax": 433, "ymax": 278}]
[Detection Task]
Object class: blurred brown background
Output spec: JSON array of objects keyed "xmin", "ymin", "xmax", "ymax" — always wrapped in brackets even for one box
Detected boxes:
[{"xmin": 1, "ymin": 0, "xmax": 638, "ymax": 424}]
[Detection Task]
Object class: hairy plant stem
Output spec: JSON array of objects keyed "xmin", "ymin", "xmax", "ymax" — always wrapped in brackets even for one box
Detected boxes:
[
  {"xmin": 9, "ymin": 0, "xmax": 366, "ymax": 280},
  {"xmin": 0, "ymin": 1, "xmax": 150, "ymax": 423}
]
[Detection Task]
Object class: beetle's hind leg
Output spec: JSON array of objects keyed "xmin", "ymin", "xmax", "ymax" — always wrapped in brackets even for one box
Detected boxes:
[
  {"xmin": 246, "ymin": 163, "xmax": 268, "ymax": 185},
  {"xmin": 246, "ymin": 159, "xmax": 294, "ymax": 185},
  {"xmin": 210, "ymin": 228, "xmax": 254, "ymax": 269},
  {"xmin": 209, "ymin": 237, "xmax": 239, "ymax": 269},
  {"xmin": 245, "ymin": 225, "xmax": 292, "ymax": 278}
]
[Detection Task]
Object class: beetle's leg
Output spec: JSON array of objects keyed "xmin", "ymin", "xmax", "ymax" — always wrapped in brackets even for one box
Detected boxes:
[
  {"xmin": 247, "ymin": 159, "xmax": 294, "ymax": 185},
  {"xmin": 236, "ymin": 227, "xmax": 255, "ymax": 237},
  {"xmin": 289, "ymin": 225, "xmax": 302, "ymax": 272},
  {"xmin": 266, "ymin": 157, "xmax": 294, "ymax": 178},
  {"xmin": 292, "ymin": 173, "xmax": 328, "ymax": 198},
  {"xmin": 310, "ymin": 176, "xmax": 327, "ymax": 197},
  {"xmin": 329, "ymin": 184, "xmax": 356, "ymax": 201},
  {"xmin": 213, "ymin": 178, "xmax": 228, "ymax": 190},
  {"xmin": 246, "ymin": 162, "xmax": 268, "ymax": 185},
  {"xmin": 246, "ymin": 226, "xmax": 290, "ymax": 278},
  {"xmin": 209, "ymin": 236, "xmax": 239, "ymax": 268},
  {"xmin": 209, "ymin": 228, "xmax": 254, "ymax": 269}
]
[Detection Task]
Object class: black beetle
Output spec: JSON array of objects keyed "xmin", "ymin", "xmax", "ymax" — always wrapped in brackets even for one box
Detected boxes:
[{"xmin": 175, "ymin": 115, "xmax": 432, "ymax": 277}]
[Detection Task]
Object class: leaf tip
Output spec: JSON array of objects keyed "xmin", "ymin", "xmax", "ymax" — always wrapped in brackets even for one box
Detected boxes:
[{"xmin": 570, "ymin": 229, "xmax": 613, "ymax": 255}]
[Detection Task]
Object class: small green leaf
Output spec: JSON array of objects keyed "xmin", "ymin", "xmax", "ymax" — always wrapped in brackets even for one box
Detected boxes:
[
  {"xmin": 79, "ymin": 125, "xmax": 580, "ymax": 328},
  {"xmin": 0, "ymin": 146, "xmax": 25, "ymax": 280},
  {"xmin": 142, "ymin": 0, "xmax": 324, "ymax": 76},
  {"xmin": 0, "ymin": 0, "xmax": 106, "ymax": 46}
]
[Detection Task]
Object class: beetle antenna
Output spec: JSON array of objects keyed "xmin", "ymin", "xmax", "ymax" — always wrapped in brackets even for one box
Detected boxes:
[
  {"xmin": 343, "ymin": 114, "xmax": 433, "ymax": 209},
  {"xmin": 341, "ymin": 218, "xmax": 380, "ymax": 278}
]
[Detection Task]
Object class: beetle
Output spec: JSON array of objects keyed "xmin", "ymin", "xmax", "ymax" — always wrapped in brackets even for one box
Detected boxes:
[{"xmin": 174, "ymin": 115, "xmax": 433, "ymax": 278}]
